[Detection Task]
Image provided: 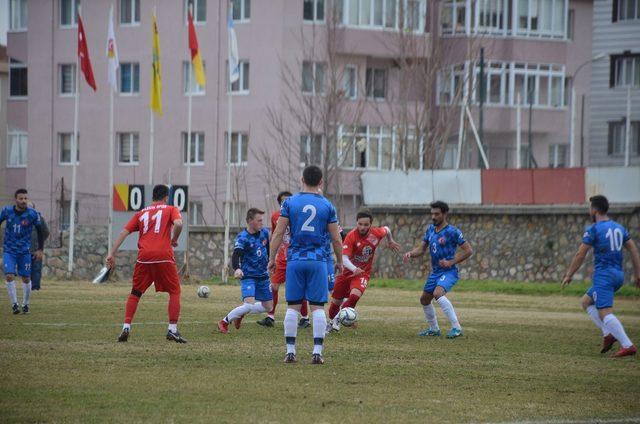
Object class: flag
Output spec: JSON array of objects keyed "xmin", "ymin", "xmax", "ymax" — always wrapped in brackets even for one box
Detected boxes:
[
  {"xmin": 106, "ymin": 5, "xmax": 119, "ymax": 92},
  {"xmin": 227, "ymin": 13, "xmax": 239, "ymax": 84},
  {"xmin": 78, "ymin": 14, "xmax": 97, "ymax": 91},
  {"xmin": 150, "ymin": 12, "xmax": 162, "ymax": 114},
  {"xmin": 188, "ymin": 11, "xmax": 206, "ymax": 87}
]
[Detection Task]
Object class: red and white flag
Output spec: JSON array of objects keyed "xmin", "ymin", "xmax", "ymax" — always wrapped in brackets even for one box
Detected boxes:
[
  {"xmin": 106, "ymin": 5, "xmax": 119, "ymax": 91},
  {"xmin": 78, "ymin": 14, "xmax": 97, "ymax": 91}
]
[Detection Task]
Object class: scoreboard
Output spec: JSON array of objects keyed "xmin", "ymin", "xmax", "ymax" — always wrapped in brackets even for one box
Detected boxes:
[{"xmin": 111, "ymin": 184, "xmax": 189, "ymax": 251}]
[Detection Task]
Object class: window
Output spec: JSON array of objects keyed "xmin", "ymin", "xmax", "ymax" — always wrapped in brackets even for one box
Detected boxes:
[
  {"xmin": 343, "ymin": 65, "xmax": 357, "ymax": 99},
  {"xmin": 302, "ymin": 61, "xmax": 326, "ymax": 94},
  {"xmin": 120, "ymin": 0, "xmax": 140, "ymax": 25},
  {"xmin": 476, "ymin": 0, "xmax": 505, "ymax": 34},
  {"xmin": 339, "ymin": 125, "xmax": 396, "ymax": 169},
  {"xmin": 442, "ymin": 144, "xmax": 458, "ymax": 169},
  {"xmin": 608, "ymin": 120, "xmax": 640, "ymax": 156},
  {"xmin": 300, "ymin": 135, "xmax": 323, "ymax": 166},
  {"xmin": 226, "ymin": 133, "xmax": 248, "ymax": 165},
  {"xmin": 231, "ymin": 0, "xmax": 251, "ymax": 21},
  {"xmin": 183, "ymin": 133, "xmax": 205, "ymax": 165},
  {"xmin": 341, "ymin": 0, "xmax": 426, "ymax": 32},
  {"xmin": 59, "ymin": 64, "xmax": 76, "ymax": 95},
  {"xmin": 366, "ymin": 67, "xmax": 387, "ymax": 99},
  {"xmin": 515, "ymin": 0, "xmax": 566, "ymax": 38},
  {"xmin": 548, "ymin": 144, "xmax": 567, "ymax": 168},
  {"xmin": 59, "ymin": 133, "xmax": 79, "ymax": 164},
  {"xmin": 304, "ymin": 0, "xmax": 325, "ymax": 22},
  {"xmin": 185, "ymin": 0, "xmax": 207, "ymax": 23},
  {"xmin": 118, "ymin": 133, "xmax": 139, "ymax": 164},
  {"xmin": 614, "ymin": 0, "xmax": 640, "ymax": 21},
  {"xmin": 9, "ymin": 59, "xmax": 27, "ymax": 98},
  {"xmin": 7, "ymin": 132, "xmax": 27, "ymax": 168},
  {"xmin": 183, "ymin": 61, "xmax": 206, "ymax": 95},
  {"xmin": 224, "ymin": 201, "xmax": 246, "ymax": 226},
  {"xmin": 567, "ymin": 9, "xmax": 574, "ymax": 39},
  {"xmin": 230, "ymin": 62, "xmax": 250, "ymax": 93},
  {"xmin": 60, "ymin": 0, "xmax": 80, "ymax": 27},
  {"xmin": 612, "ymin": 55, "xmax": 640, "ymax": 88},
  {"xmin": 9, "ymin": 0, "xmax": 27, "ymax": 30},
  {"xmin": 437, "ymin": 63, "xmax": 465, "ymax": 105},
  {"xmin": 189, "ymin": 201, "xmax": 205, "ymax": 225},
  {"xmin": 120, "ymin": 63, "xmax": 140, "ymax": 94}
]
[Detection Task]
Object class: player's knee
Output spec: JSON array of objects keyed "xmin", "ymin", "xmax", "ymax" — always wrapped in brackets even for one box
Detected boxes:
[
  {"xmin": 130, "ymin": 289, "xmax": 143, "ymax": 298},
  {"xmin": 580, "ymin": 296, "xmax": 592, "ymax": 310},
  {"xmin": 349, "ymin": 289, "xmax": 362, "ymax": 298},
  {"xmin": 433, "ymin": 287, "xmax": 446, "ymax": 299},
  {"xmin": 419, "ymin": 294, "xmax": 432, "ymax": 305},
  {"xmin": 5, "ymin": 274, "xmax": 15, "ymax": 282}
]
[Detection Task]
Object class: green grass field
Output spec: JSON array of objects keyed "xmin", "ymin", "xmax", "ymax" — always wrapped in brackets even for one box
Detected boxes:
[{"xmin": 1, "ymin": 279, "xmax": 639, "ymax": 423}]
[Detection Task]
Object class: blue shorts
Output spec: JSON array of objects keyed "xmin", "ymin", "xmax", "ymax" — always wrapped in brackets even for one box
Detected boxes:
[
  {"xmin": 424, "ymin": 270, "xmax": 459, "ymax": 294},
  {"xmin": 3, "ymin": 252, "xmax": 31, "ymax": 277},
  {"xmin": 285, "ymin": 260, "xmax": 328, "ymax": 304},
  {"xmin": 241, "ymin": 277, "xmax": 273, "ymax": 302},
  {"xmin": 586, "ymin": 269, "xmax": 625, "ymax": 309},
  {"xmin": 327, "ymin": 258, "xmax": 336, "ymax": 291}
]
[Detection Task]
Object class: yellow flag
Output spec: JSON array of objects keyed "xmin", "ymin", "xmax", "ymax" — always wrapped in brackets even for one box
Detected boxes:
[{"xmin": 150, "ymin": 13, "xmax": 162, "ymax": 115}]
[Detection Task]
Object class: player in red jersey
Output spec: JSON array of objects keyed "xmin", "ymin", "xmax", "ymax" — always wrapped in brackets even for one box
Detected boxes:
[
  {"xmin": 327, "ymin": 209, "xmax": 400, "ymax": 332},
  {"xmin": 106, "ymin": 184, "xmax": 187, "ymax": 343},
  {"xmin": 256, "ymin": 191, "xmax": 292, "ymax": 327}
]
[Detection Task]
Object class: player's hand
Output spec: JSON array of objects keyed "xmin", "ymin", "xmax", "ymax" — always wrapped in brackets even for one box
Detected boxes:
[
  {"xmin": 402, "ymin": 252, "xmax": 412, "ymax": 263},
  {"xmin": 105, "ymin": 255, "xmax": 115, "ymax": 269},
  {"xmin": 561, "ymin": 275, "xmax": 572, "ymax": 289},
  {"xmin": 353, "ymin": 267, "xmax": 364, "ymax": 276},
  {"xmin": 234, "ymin": 269, "xmax": 244, "ymax": 279},
  {"xmin": 171, "ymin": 239, "xmax": 179, "ymax": 247},
  {"xmin": 439, "ymin": 259, "xmax": 454, "ymax": 269},
  {"xmin": 268, "ymin": 259, "xmax": 276, "ymax": 274},
  {"xmin": 387, "ymin": 240, "xmax": 401, "ymax": 253},
  {"xmin": 335, "ymin": 262, "xmax": 344, "ymax": 276},
  {"xmin": 33, "ymin": 250, "xmax": 43, "ymax": 261}
]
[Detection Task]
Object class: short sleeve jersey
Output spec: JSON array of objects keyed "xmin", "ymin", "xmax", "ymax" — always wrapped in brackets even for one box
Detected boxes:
[
  {"xmin": 234, "ymin": 228, "xmax": 270, "ymax": 279},
  {"xmin": 280, "ymin": 192, "xmax": 337, "ymax": 262},
  {"xmin": 271, "ymin": 210, "xmax": 289, "ymax": 265},
  {"xmin": 423, "ymin": 224, "xmax": 466, "ymax": 274},
  {"xmin": 582, "ymin": 220, "xmax": 630, "ymax": 272},
  {"xmin": 124, "ymin": 203, "xmax": 182, "ymax": 262},
  {"xmin": 342, "ymin": 226, "xmax": 388, "ymax": 279},
  {"xmin": 0, "ymin": 206, "xmax": 41, "ymax": 254},
  {"xmin": 322, "ymin": 222, "xmax": 343, "ymax": 263}
]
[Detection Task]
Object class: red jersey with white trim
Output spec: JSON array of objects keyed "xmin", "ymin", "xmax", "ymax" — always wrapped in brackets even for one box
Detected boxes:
[
  {"xmin": 124, "ymin": 202, "xmax": 182, "ymax": 262},
  {"xmin": 271, "ymin": 210, "xmax": 290, "ymax": 267},
  {"xmin": 341, "ymin": 226, "xmax": 388, "ymax": 279}
]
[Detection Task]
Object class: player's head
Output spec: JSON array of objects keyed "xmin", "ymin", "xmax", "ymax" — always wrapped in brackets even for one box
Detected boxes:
[
  {"xmin": 302, "ymin": 165, "xmax": 323, "ymax": 189},
  {"xmin": 14, "ymin": 189, "xmax": 28, "ymax": 210},
  {"xmin": 246, "ymin": 208, "xmax": 265, "ymax": 232},
  {"xmin": 589, "ymin": 195, "xmax": 609, "ymax": 221},
  {"xmin": 152, "ymin": 184, "xmax": 169, "ymax": 202},
  {"xmin": 430, "ymin": 200, "xmax": 449, "ymax": 226},
  {"xmin": 276, "ymin": 191, "xmax": 292, "ymax": 206},
  {"xmin": 356, "ymin": 209, "xmax": 373, "ymax": 235}
]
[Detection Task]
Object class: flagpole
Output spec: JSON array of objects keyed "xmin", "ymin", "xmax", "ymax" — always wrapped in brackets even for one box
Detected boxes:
[
  {"xmin": 184, "ymin": 63, "xmax": 193, "ymax": 277},
  {"xmin": 149, "ymin": 6, "xmax": 157, "ymax": 185},
  {"xmin": 222, "ymin": 86, "xmax": 232, "ymax": 284},
  {"xmin": 68, "ymin": 42, "xmax": 80, "ymax": 273},
  {"xmin": 108, "ymin": 85, "xmax": 114, "ymax": 251}
]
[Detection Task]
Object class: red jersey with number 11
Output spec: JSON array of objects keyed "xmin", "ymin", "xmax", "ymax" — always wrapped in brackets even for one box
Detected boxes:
[{"xmin": 124, "ymin": 202, "xmax": 182, "ymax": 263}]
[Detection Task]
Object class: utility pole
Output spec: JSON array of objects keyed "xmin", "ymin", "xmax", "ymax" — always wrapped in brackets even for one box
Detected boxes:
[{"xmin": 479, "ymin": 47, "xmax": 486, "ymax": 168}]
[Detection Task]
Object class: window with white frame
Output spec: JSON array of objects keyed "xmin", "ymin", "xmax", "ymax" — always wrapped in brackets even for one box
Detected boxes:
[
  {"xmin": 437, "ymin": 63, "xmax": 465, "ymax": 105},
  {"xmin": 441, "ymin": 144, "xmax": 458, "ymax": 169},
  {"xmin": 477, "ymin": 0, "xmax": 505, "ymax": 33},
  {"xmin": 231, "ymin": 0, "xmax": 251, "ymax": 21},
  {"xmin": 118, "ymin": 133, "xmax": 139, "ymax": 164},
  {"xmin": 343, "ymin": 65, "xmax": 357, "ymax": 99},
  {"xmin": 7, "ymin": 132, "xmax": 27, "ymax": 167},
  {"xmin": 183, "ymin": 133, "xmax": 205, "ymax": 165},
  {"xmin": 9, "ymin": 59, "xmax": 27, "ymax": 98},
  {"xmin": 120, "ymin": 63, "xmax": 140, "ymax": 94},
  {"xmin": 59, "ymin": 133, "xmax": 79, "ymax": 164},
  {"xmin": 226, "ymin": 133, "xmax": 248, "ymax": 165},
  {"xmin": 183, "ymin": 61, "xmax": 206, "ymax": 95},
  {"xmin": 302, "ymin": 61, "xmax": 326, "ymax": 94},
  {"xmin": 608, "ymin": 120, "xmax": 640, "ymax": 156},
  {"xmin": 516, "ymin": 0, "xmax": 566, "ymax": 38},
  {"xmin": 366, "ymin": 67, "xmax": 387, "ymax": 99},
  {"xmin": 120, "ymin": 0, "xmax": 140, "ymax": 25},
  {"xmin": 339, "ymin": 125, "xmax": 395, "ymax": 170},
  {"xmin": 612, "ymin": 55, "xmax": 640, "ymax": 88},
  {"xmin": 229, "ymin": 61, "xmax": 250, "ymax": 93},
  {"xmin": 441, "ymin": 0, "xmax": 467, "ymax": 34},
  {"xmin": 224, "ymin": 201, "xmax": 246, "ymax": 226},
  {"xmin": 59, "ymin": 64, "xmax": 76, "ymax": 95},
  {"xmin": 300, "ymin": 135, "xmax": 324, "ymax": 166},
  {"xmin": 548, "ymin": 144, "xmax": 567, "ymax": 168},
  {"xmin": 185, "ymin": 0, "xmax": 207, "ymax": 22},
  {"xmin": 304, "ymin": 0, "xmax": 325, "ymax": 22},
  {"xmin": 9, "ymin": 0, "xmax": 27, "ymax": 30},
  {"xmin": 339, "ymin": 0, "xmax": 427, "ymax": 33},
  {"xmin": 614, "ymin": 0, "xmax": 640, "ymax": 21},
  {"xmin": 60, "ymin": 0, "xmax": 80, "ymax": 27},
  {"xmin": 189, "ymin": 201, "xmax": 205, "ymax": 225}
]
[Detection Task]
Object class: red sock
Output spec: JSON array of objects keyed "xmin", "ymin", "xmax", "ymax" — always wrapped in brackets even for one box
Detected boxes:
[
  {"xmin": 343, "ymin": 293, "xmax": 361, "ymax": 309},
  {"xmin": 168, "ymin": 292, "xmax": 181, "ymax": 323},
  {"xmin": 269, "ymin": 288, "xmax": 278, "ymax": 317},
  {"xmin": 328, "ymin": 302, "xmax": 340, "ymax": 319},
  {"xmin": 124, "ymin": 294, "xmax": 140, "ymax": 324},
  {"xmin": 300, "ymin": 300, "xmax": 308, "ymax": 318}
]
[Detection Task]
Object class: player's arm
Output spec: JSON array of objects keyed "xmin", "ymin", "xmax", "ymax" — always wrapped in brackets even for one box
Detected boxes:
[
  {"xmin": 403, "ymin": 241, "xmax": 428, "ymax": 262},
  {"xmin": 440, "ymin": 241, "xmax": 473, "ymax": 268},
  {"xmin": 33, "ymin": 213, "xmax": 46, "ymax": 260},
  {"xmin": 171, "ymin": 218, "xmax": 183, "ymax": 247},
  {"xmin": 231, "ymin": 248, "xmax": 244, "ymax": 279},
  {"xmin": 623, "ymin": 239, "xmax": 640, "ymax": 288},
  {"xmin": 561, "ymin": 243, "xmax": 591, "ymax": 288},
  {"xmin": 106, "ymin": 229, "xmax": 132, "ymax": 268},
  {"xmin": 329, "ymin": 222, "xmax": 344, "ymax": 275},
  {"xmin": 383, "ymin": 226, "xmax": 401, "ymax": 252},
  {"xmin": 268, "ymin": 216, "xmax": 289, "ymax": 273}
]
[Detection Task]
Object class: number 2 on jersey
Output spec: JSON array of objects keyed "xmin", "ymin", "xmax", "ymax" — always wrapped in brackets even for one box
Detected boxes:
[
  {"xmin": 301, "ymin": 205, "xmax": 317, "ymax": 232},
  {"xmin": 139, "ymin": 210, "xmax": 163, "ymax": 234}
]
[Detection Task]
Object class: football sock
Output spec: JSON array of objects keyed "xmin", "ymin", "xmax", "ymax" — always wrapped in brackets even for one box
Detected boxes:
[
  {"xmin": 268, "ymin": 289, "xmax": 278, "ymax": 319},
  {"xmin": 328, "ymin": 302, "xmax": 340, "ymax": 320},
  {"xmin": 168, "ymin": 292, "xmax": 180, "ymax": 324},
  {"xmin": 122, "ymin": 323, "xmax": 131, "ymax": 330},
  {"xmin": 248, "ymin": 302, "xmax": 268, "ymax": 314},
  {"xmin": 227, "ymin": 303, "xmax": 251, "ymax": 322},
  {"xmin": 343, "ymin": 293, "xmax": 360, "ymax": 309},
  {"xmin": 437, "ymin": 296, "xmax": 461, "ymax": 330},
  {"xmin": 603, "ymin": 314, "xmax": 633, "ymax": 348},
  {"xmin": 423, "ymin": 303, "xmax": 439, "ymax": 330},
  {"xmin": 124, "ymin": 294, "xmax": 140, "ymax": 324},
  {"xmin": 168, "ymin": 323, "xmax": 177, "ymax": 333},
  {"xmin": 22, "ymin": 281, "xmax": 31, "ymax": 306},
  {"xmin": 585, "ymin": 305, "xmax": 607, "ymax": 336},
  {"xmin": 6, "ymin": 281, "xmax": 17, "ymax": 305},
  {"xmin": 300, "ymin": 300, "xmax": 309, "ymax": 318},
  {"xmin": 312, "ymin": 309, "xmax": 326, "ymax": 355},
  {"xmin": 284, "ymin": 308, "xmax": 298, "ymax": 354}
]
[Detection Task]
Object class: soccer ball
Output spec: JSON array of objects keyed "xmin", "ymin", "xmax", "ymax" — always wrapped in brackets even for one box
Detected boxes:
[
  {"xmin": 196, "ymin": 285, "xmax": 211, "ymax": 298},
  {"xmin": 338, "ymin": 307, "xmax": 358, "ymax": 327}
]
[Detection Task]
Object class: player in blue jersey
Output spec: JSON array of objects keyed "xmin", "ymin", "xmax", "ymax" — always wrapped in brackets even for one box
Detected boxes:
[
  {"xmin": 403, "ymin": 201, "xmax": 473, "ymax": 339},
  {"xmin": 0, "ymin": 189, "xmax": 45, "ymax": 314},
  {"xmin": 218, "ymin": 208, "xmax": 273, "ymax": 333},
  {"xmin": 562, "ymin": 195, "xmax": 640, "ymax": 358},
  {"xmin": 269, "ymin": 165, "xmax": 344, "ymax": 364}
]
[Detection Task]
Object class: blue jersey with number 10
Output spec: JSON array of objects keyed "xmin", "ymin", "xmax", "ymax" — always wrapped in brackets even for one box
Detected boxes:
[
  {"xmin": 582, "ymin": 220, "xmax": 630, "ymax": 272},
  {"xmin": 280, "ymin": 192, "xmax": 337, "ymax": 262}
]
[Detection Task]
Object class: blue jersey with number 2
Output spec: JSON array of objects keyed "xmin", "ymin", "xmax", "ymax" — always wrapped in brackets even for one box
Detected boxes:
[{"xmin": 582, "ymin": 220, "xmax": 630, "ymax": 272}]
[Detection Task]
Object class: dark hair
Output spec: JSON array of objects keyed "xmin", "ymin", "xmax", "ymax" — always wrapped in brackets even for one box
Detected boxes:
[
  {"xmin": 356, "ymin": 208, "xmax": 373, "ymax": 222},
  {"xmin": 246, "ymin": 208, "xmax": 265, "ymax": 222},
  {"xmin": 589, "ymin": 195, "xmax": 609, "ymax": 214},
  {"xmin": 14, "ymin": 188, "xmax": 28, "ymax": 198},
  {"xmin": 152, "ymin": 184, "xmax": 169, "ymax": 201},
  {"xmin": 430, "ymin": 200, "xmax": 449, "ymax": 214},
  {"xmin": 277, "ymin": 191, "xmax": 293, "ymax": 205},
  {"xmin": 302, "ymin": 165, "xmax": 323, "ymax": 187}
]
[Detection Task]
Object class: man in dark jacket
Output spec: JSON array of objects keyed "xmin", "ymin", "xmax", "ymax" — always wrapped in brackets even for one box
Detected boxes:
[{"xmin": 28, "ymin": 202, "xmax": 49, "ymax": 290}]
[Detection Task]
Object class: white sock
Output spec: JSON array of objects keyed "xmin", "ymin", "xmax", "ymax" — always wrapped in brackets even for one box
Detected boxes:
[
  {"xmin": 423, "ymin": 303, "xmax": 439, "ymax": 330},
  {"xmin": 168, "ymin": 323, "xmax": 177, "ymax": 333},
  {"xmin": 22, "ymin": 281, "xmax": 32, "ymax": 306},
  {"xmin": 226, "ymin": 303, "xmax": 252, "ymax": 322},
  {"xmin": 585, "ymin": 305, "xmax": 607, "ymax": 336},
  {"xmin": 284, "ymin": 308, "xmax": 298, "ymax": 354},
  {"xmin": 312, "ymin": 309, "xmax": 326, "ymax": 355},
  {"xmin": 603, "ymin": 314, "xmax": 633, "ymax": 349},
  {"xmin": 248, "ymin": 302, "xmax": 268, "ymax": 314},
  {"xmin": 123, "ymin": 323, "xmax": 131, "ymax": 330},
  {"xmin": 6, "ymin": 281, "xmax": 17, "ymax": 305},
  {"xmin": 437, "ymin": 296, "xmax": 461, "ymax": 330}
]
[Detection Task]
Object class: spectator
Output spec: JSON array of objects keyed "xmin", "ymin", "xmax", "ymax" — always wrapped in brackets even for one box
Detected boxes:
[{"xmin": 28, "ymin": 202, "xmax": 49, "ymax": 290}]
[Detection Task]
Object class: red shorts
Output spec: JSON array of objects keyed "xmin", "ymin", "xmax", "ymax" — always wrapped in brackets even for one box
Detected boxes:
[
  {"xmin": 331, "ymin": 274, "xmax": 369, "ymax": 300},
  {"xmin": 132, "ymin": 261, "xmax": 181, "ymax": 295},
  {"xmin": 271, "ymin": 263, "xmax": 286, "ymax": 285}
]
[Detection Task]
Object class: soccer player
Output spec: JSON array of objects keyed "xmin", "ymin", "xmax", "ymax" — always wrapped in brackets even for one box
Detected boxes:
[
  {"xmin": 0, "ymin": 189, "xmax": 45, "ymax": 314},
  {"xmin": 218, "ymin": 208, "xmax": 273, "ymax": 333},
  {"xmin": 269, "ymin": 165, "xmax": 343, "ymax": 364},
  {"xmin": 106, "ymin": 184, "xmax": 186, "ymax": 343},
  {"xmin": 327, "ymin": 209, "xmax": 400, "ymax": 332},
  {"xmin": 257, "ymin": 191, "xmax": 292, "ymax": 327},
  {"xmin": 562, "ymin": 195, "xmax": 640, "ymax": 358},
  {"xmin": 403, "ymin": 201, "xmax": 473, "ymax": 339}
]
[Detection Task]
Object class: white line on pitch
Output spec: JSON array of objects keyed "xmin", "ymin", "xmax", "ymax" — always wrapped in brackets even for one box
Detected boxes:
[
  {"xmin": 483, "ymin": 418, "xmax": 640, "ymax": 424},
  {"xmin": 15, "ymin": 321, "xmax": 213, "ymax": 327}
]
